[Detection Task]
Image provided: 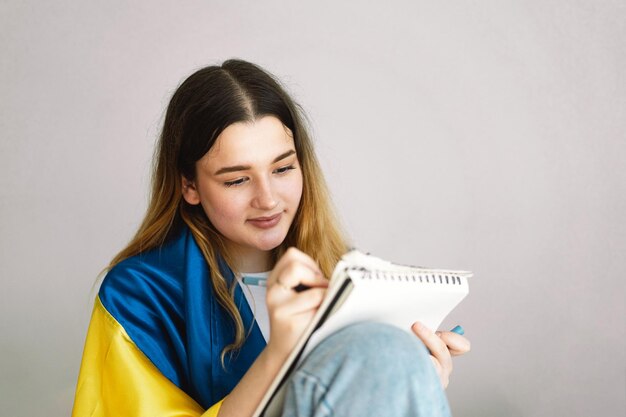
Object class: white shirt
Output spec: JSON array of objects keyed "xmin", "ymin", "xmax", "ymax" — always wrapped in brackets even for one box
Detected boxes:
[{"xmin": 236, "ymin": 271, "xmax": 270, "ymax": 342}]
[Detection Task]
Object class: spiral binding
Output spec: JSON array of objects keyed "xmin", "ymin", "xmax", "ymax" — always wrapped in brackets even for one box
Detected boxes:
[{"xmin": 349, "ymin": 267, "xmax": 464, "ymax": 285}]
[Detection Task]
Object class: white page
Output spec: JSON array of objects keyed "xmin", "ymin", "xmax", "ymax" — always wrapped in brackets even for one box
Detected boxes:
[
  {"xmin": 302, "ymin": 268, "xmax": 469, "ymax": 360},
  {"xmin": 254, "ymin": 251, "xmax": 471, "ymax": 417}
]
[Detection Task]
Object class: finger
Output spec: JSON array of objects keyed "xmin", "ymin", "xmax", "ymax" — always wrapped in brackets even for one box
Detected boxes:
[
  {"xmin": 271, "ymin": 288, "xmax": 327, "ymax": 317},
  {"xmin": 269, "ymin": 262, "xmax": 327, "ymax": 292},
  {"xmin": 412, "ymin": 322, "xmax": 453, "ymax": 378},
  {"xmin": 430, "ymin": 356, "xmax": 449, "ymax": 389},
  {"xmin": 283, "ymin": 262, "xmax": 329, "ymax": 287},
  {"xmin": 435, "ymin": 331, "xmax": 471, "ymax": 356},
  {"xmin": 266, "ymin": 271, "xmax": 327, "ymax": 310},
  {"xmin": 268, "ymin": 262, "xmax": 314, "ymax": 290},
  {"xmin": 273, "ymin": 247, "xmax": 323, "ymax": 278}
]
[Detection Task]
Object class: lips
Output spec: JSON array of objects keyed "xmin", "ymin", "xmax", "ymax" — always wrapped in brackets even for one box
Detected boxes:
[{"xmin": 248, "ymin": 212, "xmax": 282, "ymax": 229}]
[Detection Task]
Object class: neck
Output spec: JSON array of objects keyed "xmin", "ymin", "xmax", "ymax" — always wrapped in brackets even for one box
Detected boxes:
[{"xmin": 229, "ymin": 245, "xmax": 273, "ymax": 274}]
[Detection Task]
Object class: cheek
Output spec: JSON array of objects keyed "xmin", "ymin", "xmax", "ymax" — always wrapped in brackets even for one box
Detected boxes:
[
  {"xmin": 283, "ymin": 172, "xmax": 303, "ymax": 207},
  {"xmin": 201, "ymin": 188, "xmax": 246, "ymax": 226}
]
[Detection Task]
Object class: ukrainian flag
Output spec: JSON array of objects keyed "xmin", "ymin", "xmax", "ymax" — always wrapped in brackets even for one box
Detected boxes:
[{"xmin": 72, "ymin": 226, "xmax": 266, "ymax": 416}]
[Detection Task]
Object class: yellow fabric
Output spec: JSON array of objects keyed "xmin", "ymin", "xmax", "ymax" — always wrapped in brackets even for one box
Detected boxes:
[{"xmin": 72, "ymin": 297, "xmax": 224, "ymax": 417}]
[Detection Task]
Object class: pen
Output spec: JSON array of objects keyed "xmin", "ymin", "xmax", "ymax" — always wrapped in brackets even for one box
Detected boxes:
[
  {"xmin": 293, "ymin": 284, "xmax": 311, "ymax": 292},
  {"xmin": 242, "ymin": 276, "xmax": 311, "ymax": 293},
  {"xmin": 450, "ymin": 325, "xmax": 465, "ymax": 335},
  {"xmin": 242, "ymin": 276, "xmax": 267, "ymax": 287}
]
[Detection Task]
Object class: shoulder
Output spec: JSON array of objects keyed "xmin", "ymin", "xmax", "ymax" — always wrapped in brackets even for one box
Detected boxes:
[
  {"xmin": 94, "ymin": 228, "xmax": 201, "ymax": 386},
  {"xmin": 98, "ymin": 228, "xmax": 192, "ymax": 330}
]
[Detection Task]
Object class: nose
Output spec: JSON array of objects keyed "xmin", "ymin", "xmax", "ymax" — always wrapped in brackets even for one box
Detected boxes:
[{"xmin": 252, "ymin": 177, "xmax": 278, "ymax": 210}]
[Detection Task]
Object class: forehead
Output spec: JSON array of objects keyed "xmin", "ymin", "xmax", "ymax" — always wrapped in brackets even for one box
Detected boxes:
[{"xmin": 202, "ymin": 116, "xmax": 295, "ymax": 167}]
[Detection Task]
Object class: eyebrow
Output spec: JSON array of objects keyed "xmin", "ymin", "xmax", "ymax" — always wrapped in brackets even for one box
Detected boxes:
[{"xmin": 214, "ymin": 150, "xmax": 297, "ymax": 176}]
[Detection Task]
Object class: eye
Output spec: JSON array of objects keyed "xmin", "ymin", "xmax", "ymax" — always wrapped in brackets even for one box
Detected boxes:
[
  {"xmin": 224, "ymin": 177, "xmax": 248, "ymax": 187},
  {"xmin": 274, "ymin": 165, "xmax": 296, "ymax": 174}
]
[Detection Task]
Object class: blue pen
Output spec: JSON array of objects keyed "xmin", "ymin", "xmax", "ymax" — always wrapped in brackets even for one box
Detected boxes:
[
  {"xmin": 243, "ymin": 276, "xmax": 312, "ymax": 292},
  {"xmin": 242, "ymin": 276, "xmax": 267, "ymax": 287},
  {"xmin": 450, "ymin": 325, "xmax": 465, "ymax": 335}
]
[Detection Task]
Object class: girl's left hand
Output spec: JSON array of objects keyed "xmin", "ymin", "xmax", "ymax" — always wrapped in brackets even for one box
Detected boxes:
[{"xmin": 411, "ymin": 321, "xmax": 471, "ymax": 389}]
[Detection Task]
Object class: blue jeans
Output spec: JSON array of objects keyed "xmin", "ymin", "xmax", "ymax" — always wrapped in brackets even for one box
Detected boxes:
[{"xmin": 280, "ymin": 322, "xmax": 452, "ymax": 417}]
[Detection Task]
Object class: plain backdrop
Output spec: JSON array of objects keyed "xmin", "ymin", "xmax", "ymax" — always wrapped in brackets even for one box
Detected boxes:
[{"xmin": 1, "ymin": 1, "xmax": 624, "ymax": 416}]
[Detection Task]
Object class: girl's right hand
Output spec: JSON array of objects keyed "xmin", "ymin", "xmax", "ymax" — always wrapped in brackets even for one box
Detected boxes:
[{"xmin": 265, "ymin": 247, "xmax": 329, "ymax": 360}]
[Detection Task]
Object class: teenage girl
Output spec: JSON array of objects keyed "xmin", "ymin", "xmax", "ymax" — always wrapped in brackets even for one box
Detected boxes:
[{"xmin": 72, "ymin": 59, "xmax": 470, "ymax": 417}]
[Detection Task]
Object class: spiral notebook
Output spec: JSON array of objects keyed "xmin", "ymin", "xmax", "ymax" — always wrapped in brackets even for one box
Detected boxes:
[{"xmin": 253, "ymin": 249, "xmax": 471, "ymax": 417}]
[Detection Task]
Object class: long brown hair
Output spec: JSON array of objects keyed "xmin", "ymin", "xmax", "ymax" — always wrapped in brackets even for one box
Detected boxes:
[{"xmin": 107, "ymin": 59, "xmax": 348, "ymax": 363}]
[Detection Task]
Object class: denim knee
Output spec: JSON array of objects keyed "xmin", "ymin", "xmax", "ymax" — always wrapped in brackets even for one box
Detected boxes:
[
  {"xmin": 299, "ymin": 321, "xmax": 433, "ymax": 379},
  {"xmin": 283, "ymin": 322, "xmax": 449, "ymax": 417}
]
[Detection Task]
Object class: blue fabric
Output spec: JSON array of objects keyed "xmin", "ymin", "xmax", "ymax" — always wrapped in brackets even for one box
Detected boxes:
[
  {"xmin": 282, "ymin": 322, "xmax": 452, "ymax": 417},
  {"xmin": 99, "ymin": 225, "xmax": 266, "ymax": 409}
]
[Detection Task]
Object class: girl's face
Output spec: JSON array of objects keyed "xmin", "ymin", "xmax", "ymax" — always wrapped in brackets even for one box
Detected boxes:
[{"xmin": 182, "ymin": 116, "xmax": 303, "ymax": 272}]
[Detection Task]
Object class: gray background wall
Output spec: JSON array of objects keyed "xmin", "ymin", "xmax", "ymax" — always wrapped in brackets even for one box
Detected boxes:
[{"xmin": 1, "ymin": 1, "xmax": 624, "ymax": 416}]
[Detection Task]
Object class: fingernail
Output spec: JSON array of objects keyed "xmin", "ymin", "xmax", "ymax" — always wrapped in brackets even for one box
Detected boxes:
[{"xmin": 450, "ymin": 325, "xmax": 465, "ymax": 335}]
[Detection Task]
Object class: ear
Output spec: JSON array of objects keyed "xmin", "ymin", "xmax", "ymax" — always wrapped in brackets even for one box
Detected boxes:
[{"xmin": 181, "ymin": 177, "xmax": 201, "ymax": 205}]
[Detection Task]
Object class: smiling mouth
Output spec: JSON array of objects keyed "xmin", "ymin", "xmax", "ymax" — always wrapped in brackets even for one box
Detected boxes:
[
  {"xmin": 249, "ymin": 212, "xmax": 282, "ymax": 222},
  {"xmin": 248, "ymin": 212, "xmax": 283, "ymax": 229}
]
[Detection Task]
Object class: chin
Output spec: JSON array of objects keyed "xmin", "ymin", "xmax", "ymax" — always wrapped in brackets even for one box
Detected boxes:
[
  {"xmin": 255, "ymin": 244, "xmax": 282, "ymax": 253},
  {"xmin": 255, "ymin": 239, "xmax": 284, "ymax": 252},
  {"xmin": 255, "ymin": 231, "xmax": 289, "ymax": 251}
]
